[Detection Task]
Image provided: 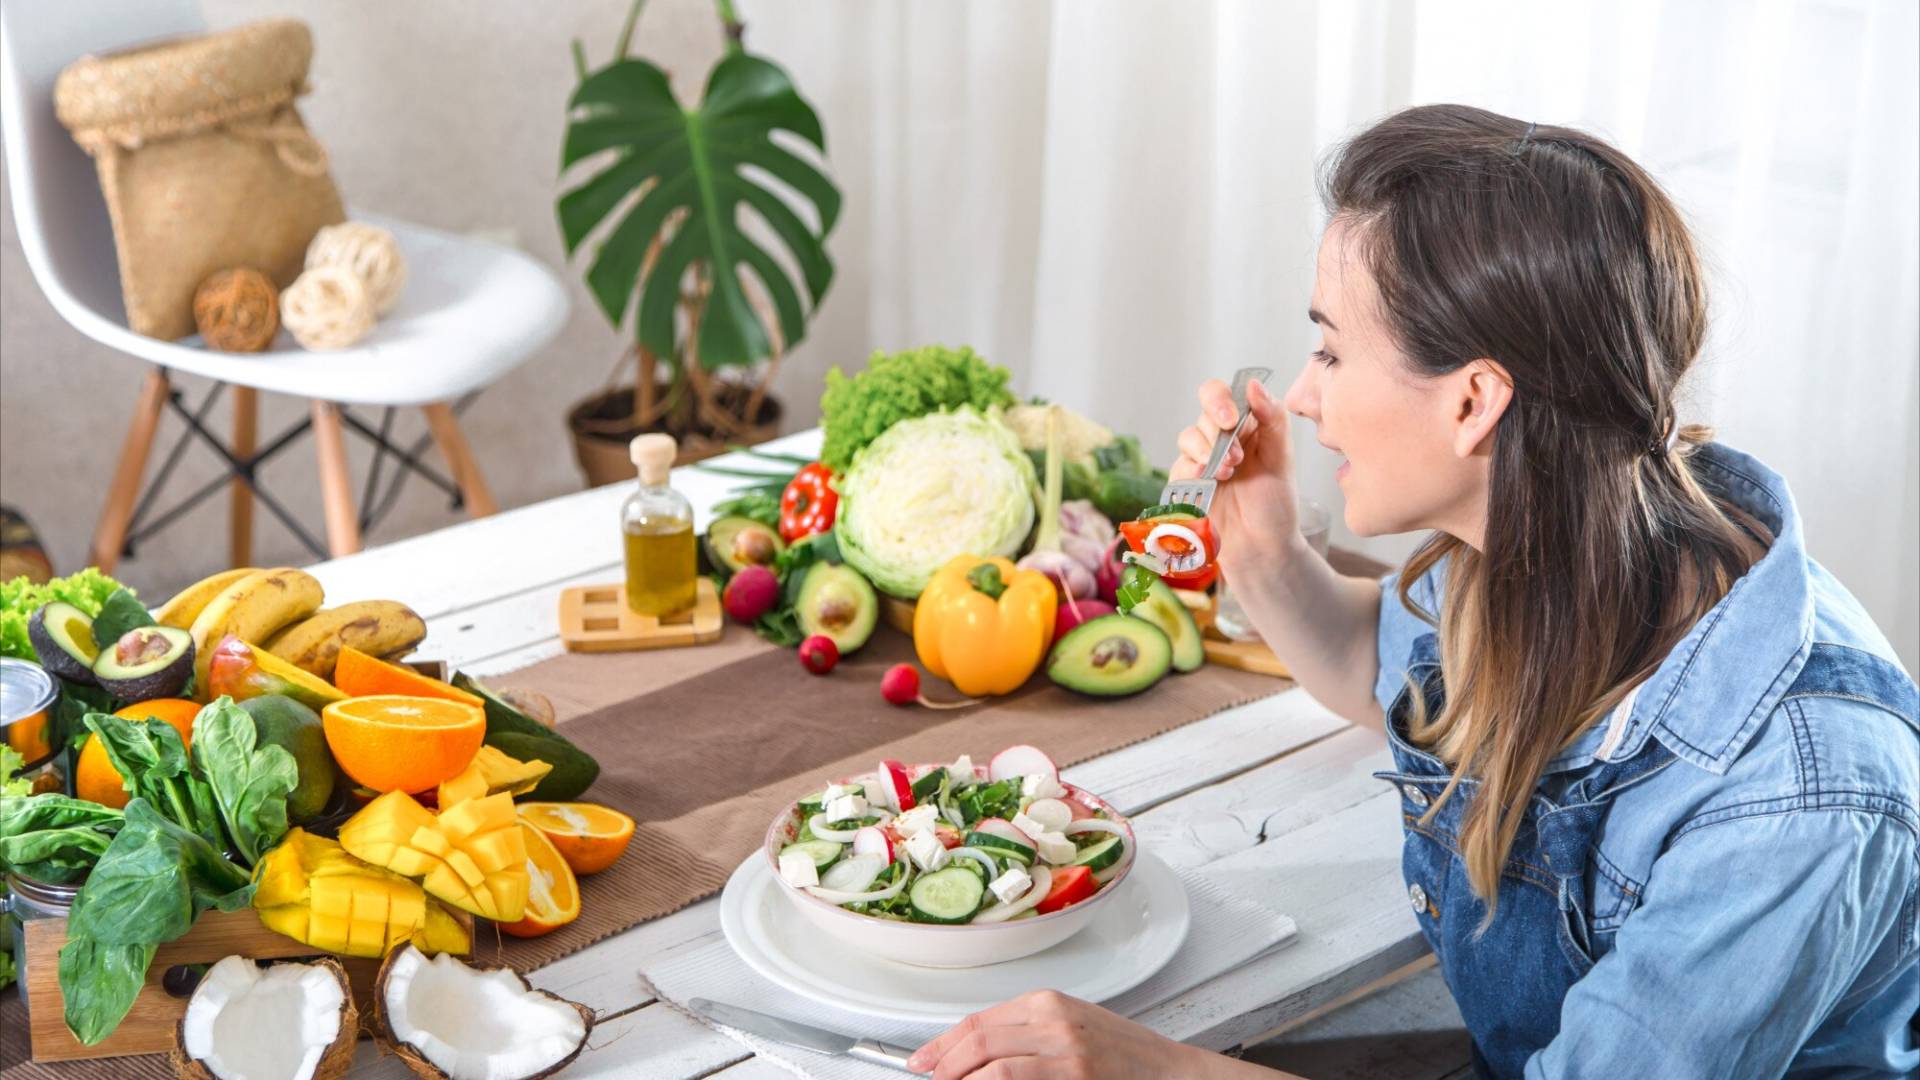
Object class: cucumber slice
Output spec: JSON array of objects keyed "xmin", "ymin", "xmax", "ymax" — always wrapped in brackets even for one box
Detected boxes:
[
  {"xmin": 780, "ymin": 839, "xmax": 844, "ymax": 870},
  {"xmin": 797, "ymin": 790, "xmax": 827, "ymax": 814},
  {"xmin": 908, "ymin": 866, "xmax": 987, "ymax": 924},
  {"xmin": 1135, "ymin": 503, "xmax": 1204, "ymax": 521},
  {"xmin": 965, "ymin": 831, "xmax": 1036, "ymax": 864},
  {"xmin": 910, "ymin": 767, "xmax": 949, "ymax": 803},
  {"xmin": 1070, "ymin": 835, "xmax": 1125, "ymax": 872}
]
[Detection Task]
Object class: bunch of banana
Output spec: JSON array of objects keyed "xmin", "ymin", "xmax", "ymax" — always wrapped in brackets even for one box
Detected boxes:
[
  {"xmin": 159, "ymin": 567, "xmax": 431, "ymax": 691},
  {"xmin": 266, "ymin": 599, "xmax": 426, "ymax": 678}
]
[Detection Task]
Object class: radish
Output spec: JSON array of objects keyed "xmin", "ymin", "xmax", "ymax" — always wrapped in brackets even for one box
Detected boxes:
[
  {"xmin": 1094, "ymin": 536, "xmax": 1127, "ymax": 605},
  {"xmin": 988, "ymin": 745, "xmax": 1059, "ymax": 785},
  {"xmin": 879, "ymin": 663, "xmax": 980, "ymax": 709},
  {"xmin": 971, "ymin": 817, "xmax": 1034, "ymax": 848},
  {"xmin": 1052, "ymin": 597, "xmax": 1116, "ymax": 645},
  {"xmin": 851, "ymin": 826, "xmax": 893, "ymax": 864},
  {"xmin": 798, "ymin": 635, "xmax": 839, "ymax": 675},
  {"xmin": 877, "ymin": 760, "xmax": 914, "ymax": 811},
  {"xmin": 723, "ymin": 565, "xmax": 780, "ymax": 623}
]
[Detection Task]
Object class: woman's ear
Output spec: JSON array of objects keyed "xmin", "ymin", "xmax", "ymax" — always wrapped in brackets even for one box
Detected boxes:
[{"xmin": 1452, "ymin": 359, "xmax": 1513, "ymax": 458}]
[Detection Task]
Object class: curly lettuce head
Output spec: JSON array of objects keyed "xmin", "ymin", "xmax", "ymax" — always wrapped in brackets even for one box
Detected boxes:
[{"xmin": 834, "ymin": 407, "xmax": 1038, "ymax": 598}]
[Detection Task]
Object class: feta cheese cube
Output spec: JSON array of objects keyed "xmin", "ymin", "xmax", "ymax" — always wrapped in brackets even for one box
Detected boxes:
[
  {"xmin": 1010, "ymin": 811, "xmax": 1048, "ymax": 842},
  {"xmin": 1022, "ymin": 773, "xmax": 1067, "ymax": 800},
  {"xmin": 822, "ymin": 782, "xmax": 860, "ymax": 803},
  {"xmin": 1034, "ymin": 831, "xmax": 1077, "ymax": 865},
  {"xmin": 988, "ymin": 866, "xmax": 1033, "ymax": 905},
  {"xmin": 905, "ymin": 830, "xmax": 950, "ymax": 872},
  {"xmin": 894, "ymin": 804, "xmax": 939, "ymax": 836},
  {"xmin": 824, "ymin": 793, "xmax": 869, "ymax": 823},
  {"xmin": 859, "ymin": 778, "xmax": 891, "ymax": 810},
  {"xmin": 950, "ymin": 754, "xmax": 976, "ymax": 780},
  {"xmin": 779, "ymin": 850, "xmax": 820, "ymax": 888}
]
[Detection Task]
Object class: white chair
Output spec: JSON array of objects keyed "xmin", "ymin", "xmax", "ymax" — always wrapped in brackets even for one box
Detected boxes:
[{"xmin": 1, "ymin": 0, "xmax": 568, "ymax": 568}]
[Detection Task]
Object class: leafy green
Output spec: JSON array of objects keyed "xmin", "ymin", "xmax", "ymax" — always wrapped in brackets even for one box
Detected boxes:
[
  {"xmin": 89, "ymin": 587, "xmax": 155, "ymax": 651},
  {"xmin": 0, "ymin": 948, "xmax": 14, "ymax": 989},
  {"xmin": 83, "ymin": 712, "xmax": 224, "ymax": 849},
  {"xmin": 819, "ymin": 345, "xmax": 1016, "ymax": 472},
  {"xmin": 559, "ymin": 52, "xmax": 840, "ymax": 370},
  {"xmin": 50, "ymin": 679, "xmax": 114, "ymax": 760},
  {"xmin": 745, "ymin": 532, "xmax": 845, "ymax": 648},
  {"xmin": 58, "ymin": 799, "xmax": 253, "ymax": 1044},
  {"xmin": 0, "ymin": 794, "xmax": 123, "ymax": 883},
  {"xmin": 1, "ymin": 746, "xmax": 28, "ymax": 797},
  {"xmin": 189, "ymin": 698, "xmax": 297, "ymax": 865},
  {"xmin": 0, "ymin": 569, "xmax": 127, "ymax": 662},
  {"xmin": 712, "ymin": 492, "xmax": 782, "ymax": 530}
]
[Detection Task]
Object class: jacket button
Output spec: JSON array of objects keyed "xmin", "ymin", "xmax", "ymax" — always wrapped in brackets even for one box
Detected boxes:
[
  {"xmin": 1408, "ymin": 882, "xmax": 1428, "ymax": 914},
  {"xmin": 1402, "ymin": 784, "xmax": 1429, "ymax": 809}
]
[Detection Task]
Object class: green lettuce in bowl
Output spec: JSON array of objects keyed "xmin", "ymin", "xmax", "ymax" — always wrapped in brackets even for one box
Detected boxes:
[{"xmin": 834, "ymin": 407, "xmax": 1039, "ymax": 599}]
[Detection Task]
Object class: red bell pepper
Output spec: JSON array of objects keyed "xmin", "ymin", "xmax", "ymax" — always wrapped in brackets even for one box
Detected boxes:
[{"xmin": 779, "ymin": 463, "xmax": 839, "ymax": 542}]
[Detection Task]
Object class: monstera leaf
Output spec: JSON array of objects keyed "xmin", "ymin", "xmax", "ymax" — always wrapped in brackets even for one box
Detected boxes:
[{"xmin": 559, "ymin": 52, "xmax": 840, "ymax": 369}]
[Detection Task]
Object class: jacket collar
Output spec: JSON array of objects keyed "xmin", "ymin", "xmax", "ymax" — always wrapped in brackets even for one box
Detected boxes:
[{"xmin": 1553, "ymin": 443, "xmax": 1814, "ymax": 775}]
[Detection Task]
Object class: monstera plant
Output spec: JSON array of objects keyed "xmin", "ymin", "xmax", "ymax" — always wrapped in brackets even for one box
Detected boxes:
[{"xmin": 557, "ymin": 0, "xmax": 840, "ymax": 481}]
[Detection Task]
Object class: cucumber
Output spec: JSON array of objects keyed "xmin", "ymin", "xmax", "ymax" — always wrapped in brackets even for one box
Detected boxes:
[
  {"xmin": 1135, "ymin": 503, "xmax": 1204, "ymax": 521},
  {"xmin": 780, "ymin": 839, "xmax": 844, "ymax": 870},
  {"xmin": 1070, "ymin": 835, "xmax": 1125, "ymax": 872},
  {"xmin": 908, "ymin": 866, "xmax": 987, "ymax": 924},
  {"xmin": 910, "ymin": 767, "xmax": 948, "ymax": 804},
  {"xmin": 965, "ymin": 831, "xmax": 1036, "ymax": 864},
  {"xmin": 797, "ymin": 790, "xmax": 827, "ymax": 815}
]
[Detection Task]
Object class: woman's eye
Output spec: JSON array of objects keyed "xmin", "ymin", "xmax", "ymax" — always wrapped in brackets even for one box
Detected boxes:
[{"xmin": 1312, "ymin": 349, "xmax": 1338, "ymax": 367}]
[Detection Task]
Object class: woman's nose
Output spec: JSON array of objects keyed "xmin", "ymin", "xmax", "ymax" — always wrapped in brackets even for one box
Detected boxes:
[{"xmin": 1283, "ymin": 361, "xmax": 1321, "ymax": 423}]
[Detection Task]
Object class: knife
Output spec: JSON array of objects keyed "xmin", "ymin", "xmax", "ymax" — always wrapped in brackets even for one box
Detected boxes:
[{"xmin": 689, "ymin": 997, "xmax": 920, "ymax": 1072}]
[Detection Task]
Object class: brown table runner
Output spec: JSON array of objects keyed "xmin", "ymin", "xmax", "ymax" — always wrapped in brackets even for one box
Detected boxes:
[{"xmin": 5, "ymin": 548, "xmax": 1402, "ymax": 1078}]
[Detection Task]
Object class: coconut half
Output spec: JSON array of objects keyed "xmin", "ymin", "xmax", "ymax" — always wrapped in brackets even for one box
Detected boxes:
[
  {"xmin": 374, "ymin": 945, "xmax": 593, "ymax": 1080},
  {"xmin": 171, "ymin": 955, "xmax": 357, "ymax": 1080}
]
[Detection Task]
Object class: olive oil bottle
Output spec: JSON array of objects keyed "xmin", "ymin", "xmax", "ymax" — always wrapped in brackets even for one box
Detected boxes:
[{"xmin": 621, "ymin": 434, "xmax": 696, "ymax": 616}]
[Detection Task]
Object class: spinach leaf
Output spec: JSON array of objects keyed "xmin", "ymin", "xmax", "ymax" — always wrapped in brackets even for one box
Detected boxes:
[
  {"xmin": 89, "ymin": 587, "xmax": 155, "ymax": 651},
  {"xmin": 66, "ymin": 800, "xmax": 251, "ymax": 947},
  {"xmin": 188, "ymin": 698, "xmax": 296, "ymax": 866},
  {"xmin": 57, "ymin": 937, "xmax": 157, "ymax": 1046},
  {"xmin": 82, "ymin": 712, "xmax": 222, "ymax": 848},
  {"xmin": 2, "ymin": 792, "xmax": 124, "ymax": 835},
  {"xmin": 0, "ymin": 793, "xmax": 123, "ymax": 882},
  {"xmin": 49, "ymin": 679, "xmax": 113, "ymax": 757}
]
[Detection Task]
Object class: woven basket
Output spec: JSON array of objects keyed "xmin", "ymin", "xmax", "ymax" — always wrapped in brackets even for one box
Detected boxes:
[{"xmin": 54, "ymin": 19, "xmax": 345, "ymax": 339}]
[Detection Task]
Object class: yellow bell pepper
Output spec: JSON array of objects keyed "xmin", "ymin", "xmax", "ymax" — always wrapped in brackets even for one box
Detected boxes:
[{"xmin": 913, "ymin": 555, "xmax": 1057, "ymax": 696}]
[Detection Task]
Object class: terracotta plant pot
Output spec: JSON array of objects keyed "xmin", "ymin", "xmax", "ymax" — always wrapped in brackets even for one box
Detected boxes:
[{"xmin": 566, "ymin": 383, "xmax": 784, "ymax": 488}]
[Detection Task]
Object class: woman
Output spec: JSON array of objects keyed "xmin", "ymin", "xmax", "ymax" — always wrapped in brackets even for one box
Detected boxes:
[{"xmin": 908, "ymin": 105, "xmax": 1918, "ymax": 1079}]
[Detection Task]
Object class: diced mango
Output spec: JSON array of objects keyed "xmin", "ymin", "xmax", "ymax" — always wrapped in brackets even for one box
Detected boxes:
[
  {"xmin": 309, "ymin": 909, "xmax": 351, "ymax": 954},
  {"xmin": 438, "ymin": 746, "xmax": 553, "ymax": 808},
  {"xmin": 462, "ymin": 827, "xmax": 522, "ymax": 874},
  {"xmin": 446, "ymin": 850, "xmax": 486, "ymax": 888},
  {"xmin": 310, "ymin": 879, "xmax": 353, "ymax": 919},
  {"xmin": 409, "ymin": 825, "xmax": 452, "ymax": 858},
  {"xmin": 388, "ymin": 846, "xmax": 444, "ymax": 879},
  {"xmin": 257, "ymin": 904, "xmax": 308, "ymax": 942},
  {"xmin": 437, "ymin": 793, "xmax": 513, "ymax": 842},
  {"xmin": 338, "ymin": 790, "xmax": 529, "ymax": 925},
  {"xmin": 253, "ymin": 827, "xmax": 468, "ymax": 959}
]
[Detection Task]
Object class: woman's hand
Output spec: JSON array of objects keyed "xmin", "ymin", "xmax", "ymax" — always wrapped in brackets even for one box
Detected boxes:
[
  {"xmin": 908, "ymin": 990, "xmax": 1264, "ymax": 1079},
  {"xmin": 1170, "ymin": 378, "xmax": 1301, "ymax": 576}
]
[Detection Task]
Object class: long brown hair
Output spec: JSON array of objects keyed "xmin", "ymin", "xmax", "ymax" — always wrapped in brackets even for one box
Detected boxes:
[{"xmin": 1323, "ymin": 105, "xmax": 1769, "ymax": 916}]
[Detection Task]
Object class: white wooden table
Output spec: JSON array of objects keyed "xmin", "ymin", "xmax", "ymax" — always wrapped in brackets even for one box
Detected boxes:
[{"xmin": 316, "ymin": 430, "xmax": 1428, "ymax": 1079}]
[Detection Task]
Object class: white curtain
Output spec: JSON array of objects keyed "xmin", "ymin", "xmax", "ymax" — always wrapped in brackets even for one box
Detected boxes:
[{"xmin": 748, "ymin": 0, "xmax": 1919, "ymax": 671}]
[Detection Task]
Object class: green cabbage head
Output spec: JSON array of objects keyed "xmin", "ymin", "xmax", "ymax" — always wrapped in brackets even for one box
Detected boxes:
[{"xmin": 834, "ymin": 407, "xmax": 1038, "ymax": 598}]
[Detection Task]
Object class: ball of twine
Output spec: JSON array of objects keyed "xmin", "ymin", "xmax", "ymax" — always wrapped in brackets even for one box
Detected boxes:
[
  {"xmin": 280, "ymin": 266, "xmax": 374, "ymax": 350},
  {"xmin": 192, "ymin": 268, "xmax": 280, "ymax": 352},
  {"xmin": 305, "ymin": 221, "xmax": 406, "ymax": 315}
]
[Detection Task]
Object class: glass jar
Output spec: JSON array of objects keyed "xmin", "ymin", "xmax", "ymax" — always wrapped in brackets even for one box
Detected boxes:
[
  {"xmin": 621, "ymin": 434, "xmax": 697, "ymax": 617},
  {"xmin": 1213, "ymin": 498, "xmax": 1333, "ymax": 643},
  {"xmin": 2, "ymin": 873, "xmax": 79, "ymax": 1019},
  {"xmin": 0, "ymin": 657, "xmax": 61, "ymax": 771}
]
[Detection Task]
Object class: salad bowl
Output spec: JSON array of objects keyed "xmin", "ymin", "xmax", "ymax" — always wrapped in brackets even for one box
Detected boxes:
[{"xmin": 762, "ymin": 749, "xmax": 1139, "ymax": 969}]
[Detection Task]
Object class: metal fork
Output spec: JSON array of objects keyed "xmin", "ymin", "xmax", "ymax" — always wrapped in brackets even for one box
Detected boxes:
[{"xmin": 1159, "ymin": 366, "xmax": 1271, "ymax": 514}]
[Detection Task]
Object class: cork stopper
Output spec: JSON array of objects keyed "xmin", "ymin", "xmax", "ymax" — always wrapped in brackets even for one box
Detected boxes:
[{"xmin": 629, "ymin": 433, "xmax": 677, "ymax": 485}]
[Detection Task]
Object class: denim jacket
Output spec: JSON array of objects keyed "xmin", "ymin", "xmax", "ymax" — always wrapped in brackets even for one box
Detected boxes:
[{"xmin": 1373, "ymin": 443, "xmax": 1919, "ymax": 1079}]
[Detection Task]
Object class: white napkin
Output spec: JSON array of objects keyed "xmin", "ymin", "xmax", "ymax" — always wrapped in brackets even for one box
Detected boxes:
[{"xmin": 641, "ymin": 864, "xmax": 1297, "ymax": 1080}]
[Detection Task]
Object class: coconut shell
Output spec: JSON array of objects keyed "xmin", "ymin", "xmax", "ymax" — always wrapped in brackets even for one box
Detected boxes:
[
  {"xmin": 170, "ymin": 955, "xmax": 359, "ymax": 1080},
  {"xmin": 372, "ymin": 946, "xmax": 595, "ymax": 1080}
]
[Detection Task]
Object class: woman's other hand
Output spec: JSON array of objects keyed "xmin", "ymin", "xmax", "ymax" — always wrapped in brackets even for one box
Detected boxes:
[{"xmin": 908, "ymin": 990, "xmax": 1271, "ymax": 1079}]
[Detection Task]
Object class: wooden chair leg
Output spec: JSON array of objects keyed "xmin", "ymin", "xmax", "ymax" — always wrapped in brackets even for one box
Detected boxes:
[
  {"xmin": 88, "ymin": 370, "xmax": 170, "ymax": 573},
  {"xmin": 310, "ymin": 401, "xmax": 362, "ymax": 557},
  {"xmin": 421, "ymin": 403, "xmax": 498, "ymax": 518},
  {"xmin": 230, "ymin": 386, "xmax": 257, "ymax": 567}
]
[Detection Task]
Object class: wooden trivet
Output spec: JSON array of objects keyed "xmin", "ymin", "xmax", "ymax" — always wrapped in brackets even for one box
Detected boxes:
[{"xmin": 558, "ymin": 578, "xmax": 722, "ymax": 652}]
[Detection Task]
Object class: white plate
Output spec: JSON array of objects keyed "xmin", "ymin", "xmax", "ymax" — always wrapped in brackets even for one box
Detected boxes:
[{"xmin": 719, "ymin": 849, "xmax": 1192, "ymax": 1024}]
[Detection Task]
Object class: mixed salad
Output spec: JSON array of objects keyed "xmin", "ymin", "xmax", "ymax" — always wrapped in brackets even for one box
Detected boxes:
[{"xmin": 774, "ymin": 745, "xmax": 1131, "ymax": 925}]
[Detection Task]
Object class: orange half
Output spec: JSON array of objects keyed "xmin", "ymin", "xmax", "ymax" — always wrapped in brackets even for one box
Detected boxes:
[
  {"xmin": 499, "ymin": 821, "xmax": 580, "ymax": 937},
  {"xmin": 321, "ymin": 695, "xmax": 484, "ymax": 794},
  {"xmin": 517, "ymin": 802, "xmax": 636, "ymax": 875},
  {"xmin": 331, "ymin": 646, "xmax": 483, "ymax": 708}
]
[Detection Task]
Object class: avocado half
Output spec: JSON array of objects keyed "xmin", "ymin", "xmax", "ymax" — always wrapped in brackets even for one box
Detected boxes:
[
  {"xmin": 92, "ymin": 625, "xmax": 195, "ymax": 701},
  {"xmin": 29, "ymin": 602, "xmax": 100, "ymax": 684},
  {"xmin": 1121, "ymin": 575, "xmax": 1206, "ymax": 673},
  {"xmin": 704, "ymin": 516, "xmax": 785, "ymax": 575},
  {"xmin": 795, "ymin": 562, "xmax": 878, "ymax": 654},
  {"xmin": 1047, "ymin": 614, "xmax": 1173, "ymax": 697}
]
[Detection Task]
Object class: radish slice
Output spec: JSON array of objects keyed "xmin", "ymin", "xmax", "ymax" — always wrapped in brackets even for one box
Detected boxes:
[
  {"xmin": 1024, "ymin": 798, "xmax": 1073, "ymax": 832},
  {"xmin": 971, "ymin": 818, "xmax": 1034, "ymax": 848},
  {"xmin": 807, "ymin": 812, "xmax": 893, "ymax": 843},
  {"xmin": 988, "ymin": 745, "xmax": 1059, "ymax": 784},
  {"xmin": 877, "ymin": 760, "xmax": 914, "ymax": 812},
  {"xmin": 851, "ymin": 826, "xmax": 893, "ymax": 864},
  {"xmin": 820, "ymin": 854, "xmax": 887, "ymax": 893},
  {"xmin": 974, "ymin": 865, "xmax": 1053, "ymax": 923}
]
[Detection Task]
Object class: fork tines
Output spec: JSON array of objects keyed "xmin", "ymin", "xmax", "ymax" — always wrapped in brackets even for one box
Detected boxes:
[{"xmin": 1158, "ymin": 477, "xmax": 1217, "ymax": 515}]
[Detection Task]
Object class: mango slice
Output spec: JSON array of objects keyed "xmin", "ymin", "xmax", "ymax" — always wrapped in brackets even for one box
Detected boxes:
[
  {"xmin": 340, "ymin": 790, "xmax": 529, "ymax": 922},
  {"xmin": 438, "ymin": 745, "xmax": 554, "ymax": 808},
  {"xmin": 252, "ymin": 828, "xmax": 471, "ymax": 957}
]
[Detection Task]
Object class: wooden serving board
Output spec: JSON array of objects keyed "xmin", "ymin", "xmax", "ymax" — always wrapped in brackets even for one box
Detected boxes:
[{"xmin": 558, "ymin": 578, "xmax": 723, "ymax": 653}]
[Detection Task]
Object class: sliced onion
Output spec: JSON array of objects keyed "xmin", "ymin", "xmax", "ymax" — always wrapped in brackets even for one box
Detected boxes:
[
  {"xmin": 974, "ymin": 865, "xmax": 1052, "ymax": 923},
  {"xmin": 946, "ymin": 846, "xmax": 1001, "ymax": 878},
  {"xmin": 806, "ymin": 875, "xmax": 909, "ymax": 906},
  {"xmin": 807, "ymin": 812, "xmax": 894, "ymax": 843},
  {"xmin": 1093, "ymin": 863, "xmax": 1127, "ymax": 885},
  {"xmin": 1063, "ymin": 818, "xmax": 1135, "ymax": 880},
  {"xmin": 820, "ymin": 854, "xmax": 888, "ymax": 892},
  {"xmin": 940, "ymin": 804, "xmax": 966, "ymax": 829},
  {"xmin": 1144, "ymin": 523, "xmax": 1207, "ymax": 572}
]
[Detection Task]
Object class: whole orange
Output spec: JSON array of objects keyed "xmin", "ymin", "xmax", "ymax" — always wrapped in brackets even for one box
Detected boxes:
[{"xmin": 75, "ymin": 699, "xmax": 202, "ymax": 808}]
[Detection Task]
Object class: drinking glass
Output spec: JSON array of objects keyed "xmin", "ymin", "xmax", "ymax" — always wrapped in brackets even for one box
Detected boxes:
[{"xmin": 1212, "ymin": 498, "xmax": 1331, "ymax": 643}]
